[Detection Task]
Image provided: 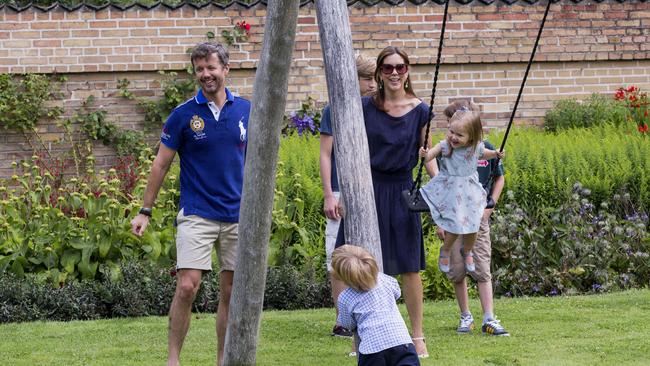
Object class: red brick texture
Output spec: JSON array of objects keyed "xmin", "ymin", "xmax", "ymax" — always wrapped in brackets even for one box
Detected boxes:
[{"xmin": 1, "ymin": 2, "xmax": 650, "ymax": 174}]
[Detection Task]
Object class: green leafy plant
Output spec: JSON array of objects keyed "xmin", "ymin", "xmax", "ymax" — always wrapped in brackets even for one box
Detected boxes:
[
  {"xmin": 497, "ymin": 123, "xmax": 650, "ymax": 218},
  {"xmin": 270, "ymin": 135, "xmax": 326, "ymax": 275},
  {"xmin": 118, "ymin": 71, "xmax": 196, "ymax": 133},
  {"xmin": 544, "ymin": 93, "xmax": 628, "ymax": 132},
  {"xmin": 0, "ymin": 73, "xmax": 63, "ymax": 135},
  {"xmin": 0, "ymin": 150, "xmax": 179, "ymax": 285},
  {"xmin": 491, "ymin": 185, "xmax": 649, "ymax": 297}
]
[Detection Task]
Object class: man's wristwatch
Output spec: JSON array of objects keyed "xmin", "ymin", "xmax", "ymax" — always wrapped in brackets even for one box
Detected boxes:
[{"xmin": 139, "ymin": 207, "xmax": 153, "ymax": 217}]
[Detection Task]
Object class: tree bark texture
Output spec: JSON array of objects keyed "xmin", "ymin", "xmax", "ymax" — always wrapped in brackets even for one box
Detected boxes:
[
  {"xmin": 222, "ymin": 0, "xmax": 300, "ymax": 364},
  {"xmin": 315, "ymin": 0, "xmax": 383, "ymax": 270}
]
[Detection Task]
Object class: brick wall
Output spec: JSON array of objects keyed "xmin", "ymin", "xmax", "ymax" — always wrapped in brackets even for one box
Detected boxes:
[{"xmin": 1, "ymin": 1, "xmax": 650, "ymax": 175}]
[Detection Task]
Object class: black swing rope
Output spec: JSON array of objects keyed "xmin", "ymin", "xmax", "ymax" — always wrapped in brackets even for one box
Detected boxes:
[
  {"xmin": 401, "ymin": 0, "xmax": 450, "ymax": 212},
  {"xmin": 483, "ymin": 0, "xmax": 553, "ymax": 208},
  {"xmin": 403, "ymin": 0, "xmax": 553, "ymax": 212}
]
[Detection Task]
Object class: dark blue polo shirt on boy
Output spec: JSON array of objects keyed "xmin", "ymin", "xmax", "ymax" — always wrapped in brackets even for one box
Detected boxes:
[
  {"xmin": 161, "ymin": 88, "xmax": 250, "ymax": 223},
  {"xmin": 477, "ymin": 140, "xmax": 505, "ymax": 192},
  {"xmin": 319, "ymin": 105, "xmax": 339, "ymax": 193}
]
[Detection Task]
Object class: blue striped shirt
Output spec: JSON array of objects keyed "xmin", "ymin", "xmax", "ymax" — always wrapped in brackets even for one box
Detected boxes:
[{"xmin": 337, "ymin": 273, "xmax": 413, "ymax": 354}]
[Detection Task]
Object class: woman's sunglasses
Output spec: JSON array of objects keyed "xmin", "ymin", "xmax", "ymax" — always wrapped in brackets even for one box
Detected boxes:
[{"xmin": 380, "ymin": 63, "xmax": 409, "ymax": 75}]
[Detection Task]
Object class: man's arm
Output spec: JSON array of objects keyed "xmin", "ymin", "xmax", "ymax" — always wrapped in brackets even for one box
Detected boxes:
[
  {"xmin": 131, "ymin": 144, "xmax": 177, "ymax": 236},
  {"xmin": 319, "ymin": 134, "xmax": 340, "ymax": 220},
  {"xmin": 483, "ymin": 174, "xmax": 505, "ymax": 220}
]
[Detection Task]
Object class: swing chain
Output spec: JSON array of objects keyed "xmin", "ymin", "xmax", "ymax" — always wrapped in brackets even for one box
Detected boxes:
[{"xmin": 409, "ymin": 0, "xmax": 450, "ymax": 199}]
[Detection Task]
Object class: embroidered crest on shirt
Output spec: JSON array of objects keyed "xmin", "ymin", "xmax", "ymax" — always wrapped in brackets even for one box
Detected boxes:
[{"xmin": 190, "ymin": 115, "xmax": 207, "ymax": 140}]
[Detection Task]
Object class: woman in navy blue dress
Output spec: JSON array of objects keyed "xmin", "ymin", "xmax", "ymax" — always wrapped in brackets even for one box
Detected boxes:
[{"xmin": 336, "ymin": 46, "xmax": 435, "ymax": 358}]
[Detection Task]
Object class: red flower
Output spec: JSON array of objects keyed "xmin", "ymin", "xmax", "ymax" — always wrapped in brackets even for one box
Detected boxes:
[
  {"xmin": 638, "ymin": 124, "xmax": 648, "ymax": 133},
  {"xmin": 244, "ymin": 23, "xmax": 251, "ymax": 31},
  {"xmin": 627, "ymin": 85, "xmax": 637, "ymax": 93},
  {"xmin": 614, "ymin": 89, "xmax": 625, "ymax": 100}
]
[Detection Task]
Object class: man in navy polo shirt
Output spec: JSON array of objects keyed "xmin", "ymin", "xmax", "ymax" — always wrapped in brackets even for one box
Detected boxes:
[{"xmin": 131, "ymin": 42, "xmax": 250, "ymax": 366}]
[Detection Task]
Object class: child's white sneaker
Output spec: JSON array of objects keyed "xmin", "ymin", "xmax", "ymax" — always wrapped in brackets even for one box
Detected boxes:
[{"xmin": 457, "ymin": 313, "xmax": 475, "ymax": 333}]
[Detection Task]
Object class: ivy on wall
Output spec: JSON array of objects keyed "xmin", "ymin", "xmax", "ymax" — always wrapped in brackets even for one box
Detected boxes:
[{"xmin": 0, "ymin": 73, "xmax": 148, "ymax": 175}]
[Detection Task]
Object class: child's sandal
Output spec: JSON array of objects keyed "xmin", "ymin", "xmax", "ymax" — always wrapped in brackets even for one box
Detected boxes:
[
  {"xmin": 461, "ymin": 249, "xmax": 476, "ymax": 272},
  {"xmin": 412, "ymin": 337, "xmax": 429, "ymax": 359}
]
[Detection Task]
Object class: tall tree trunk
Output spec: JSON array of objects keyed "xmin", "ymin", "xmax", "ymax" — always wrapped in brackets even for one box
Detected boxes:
[
  {"xmin": 315, "ymin": 0, "xmax": 383, "ymax": 270},
  {"xmin": 222, "ymin": 0, "xmax": 300, "ymax": 364}
]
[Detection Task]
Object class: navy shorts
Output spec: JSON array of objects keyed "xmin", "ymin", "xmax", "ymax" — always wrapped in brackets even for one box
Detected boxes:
[{"xmin": 358, "ymin": 343, "xmax": 420, "ymax": 366}]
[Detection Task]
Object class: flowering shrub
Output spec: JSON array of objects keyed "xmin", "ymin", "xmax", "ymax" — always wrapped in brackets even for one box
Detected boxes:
[
  {"xmin": 614, "ymin": 85, "xmax": 649, "ymax": 134},
  {"xmin": 221, "ymin": 20, "xmax": 252, "ymax": 46},
  {"xmin": 491, "ymin": 184, "xmax": 649, "ymax": 297},
  {"xmin": 284, "ymin": 96, "xmax": 321, "ymax": 136}
]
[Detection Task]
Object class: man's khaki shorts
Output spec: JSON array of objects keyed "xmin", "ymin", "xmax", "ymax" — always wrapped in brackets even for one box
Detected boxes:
[
  {"xmin": 446, "ymin": 217, "xmax": 491, "ymax": 283},
  {"xmin": 175, "ymin": 208, "xmax": 238, "ymax": 272}
]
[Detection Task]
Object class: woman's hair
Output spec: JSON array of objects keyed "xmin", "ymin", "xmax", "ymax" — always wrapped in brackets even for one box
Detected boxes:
[
  {"xmin": 331, "ymin": 245, "xmax": 378, "ymax": 292},
  {"xmin": 443, "ymin": 99, "xmax": 480, "ymax": 120},
  {"xmin": 190, "ymin": 42, "xmax": 229, "ymax": 69},
  {"xmin": 356, "ymin": 54, "xmax": 376, "ymax": 79},
  {"xmin": 450, "ymin": 109, "xmax": 483, "ymax": 150},
  {"xmin": 373, "ymin": 46, "xmax": 416, "ymax": 111}
]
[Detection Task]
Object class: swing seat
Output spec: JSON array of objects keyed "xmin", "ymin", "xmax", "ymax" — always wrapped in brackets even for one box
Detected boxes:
[{"xmin": 402, "ymin": 189, "xmax": 430, "ymax": 213}]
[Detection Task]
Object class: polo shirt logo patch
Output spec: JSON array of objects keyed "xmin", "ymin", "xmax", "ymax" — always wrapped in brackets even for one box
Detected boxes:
[
  {"xmin": 238, "ymin": 116, "xmax": 247, "ymax": 142},
  {"xmin": 190, "ymin": 115, "xmax": 207, "ymax": 140},
  {"xmin": 161, "ymin": 126, "xmax": 171, "ymax": 141}
]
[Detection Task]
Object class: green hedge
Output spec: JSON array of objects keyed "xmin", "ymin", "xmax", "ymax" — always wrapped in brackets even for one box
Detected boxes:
[
  {"xmin": 0, "ymin": 261, "xmax": 330, "ymax": 323},
  {"xmin": 543, "ymin": 94, "xmax": 628, "ymax": 132},
  {"xmin": 496, "ymin": 123, "xmax": 649, "ymax": 217}
]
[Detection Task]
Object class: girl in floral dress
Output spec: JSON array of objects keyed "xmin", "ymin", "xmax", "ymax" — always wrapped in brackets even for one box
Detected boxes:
[{"xmin": 419, "ymin": 108, "xmax": 504, "ymax": 273}]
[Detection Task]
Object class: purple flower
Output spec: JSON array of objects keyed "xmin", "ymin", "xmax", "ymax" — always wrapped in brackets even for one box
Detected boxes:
[
  {"xmin": 591, "ymin": 283, "xmax": 602, "ymax": 292},
  {"xmin": 549, "ymin": 288, "xmax": 558, "ymax": 296},
  {"xmin": 291, "ymin": 111, "xmax": 316, "ymax": 136}
]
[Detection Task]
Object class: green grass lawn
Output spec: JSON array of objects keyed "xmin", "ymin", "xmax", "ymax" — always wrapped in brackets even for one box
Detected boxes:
[{"xmin": 2, "ymin": 289, "xmax": 649, "ymax": 365}]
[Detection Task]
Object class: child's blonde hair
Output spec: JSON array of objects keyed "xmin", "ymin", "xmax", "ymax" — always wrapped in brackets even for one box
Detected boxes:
[
  {"xmin": 331, "ymin": 245, "xmax": 378, "ymax": 292},
  {"xmin": 448, "ymin": 100, "xmax": 483, "ymax": 150}
]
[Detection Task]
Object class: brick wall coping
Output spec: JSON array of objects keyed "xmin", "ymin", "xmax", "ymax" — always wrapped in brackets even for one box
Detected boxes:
[{"xmin": 0, "ymin": 0, "xmax": 635, "ymax": 13}]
